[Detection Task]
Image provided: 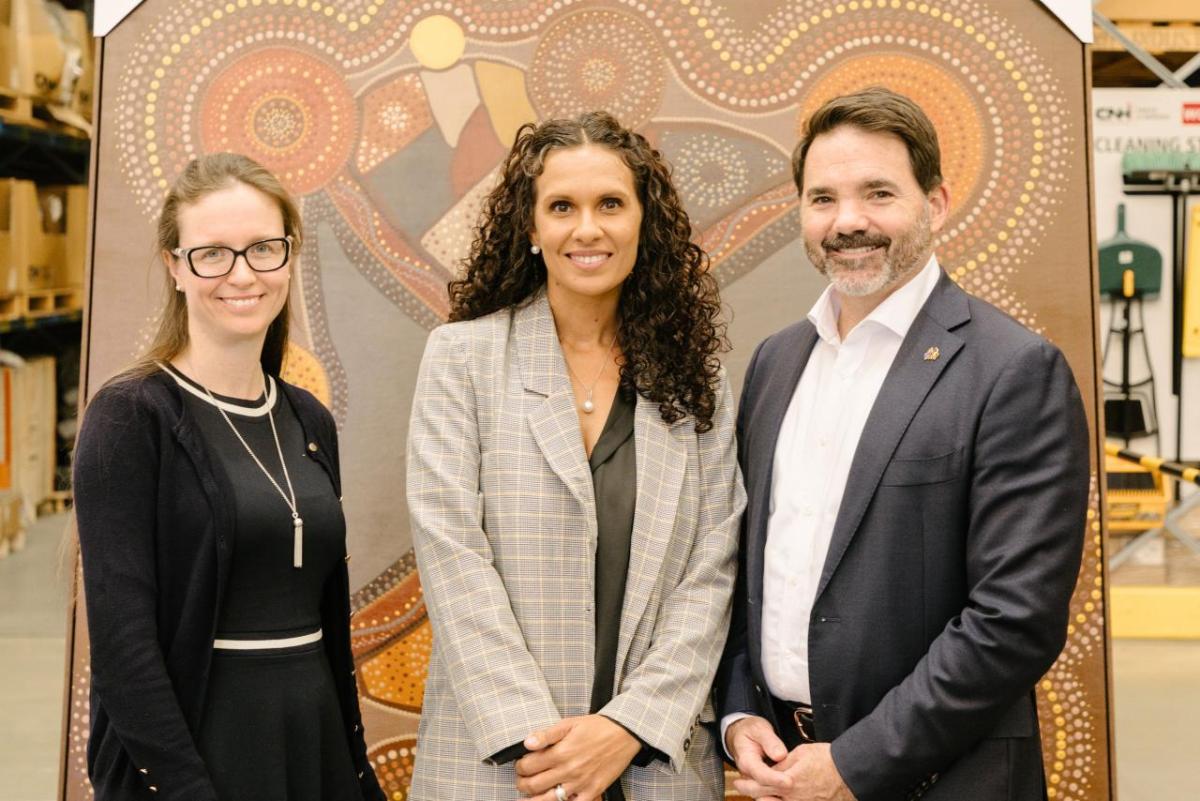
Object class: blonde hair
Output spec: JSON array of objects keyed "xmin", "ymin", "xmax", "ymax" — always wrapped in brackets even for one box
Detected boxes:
[{"xmin": 126, "ymin": 152, "xmax": 303, "ymax": 379}]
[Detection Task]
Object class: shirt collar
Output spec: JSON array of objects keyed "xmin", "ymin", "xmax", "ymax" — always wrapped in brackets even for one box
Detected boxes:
[{"xmin": 807, "ymin": 255, "xmax": 942, "ymax": 345}]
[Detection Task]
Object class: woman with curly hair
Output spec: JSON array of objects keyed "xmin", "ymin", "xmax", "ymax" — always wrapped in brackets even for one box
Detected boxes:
[{"xmin": 406, "ymin": 111, "xmax": 745, "ymax": 801}]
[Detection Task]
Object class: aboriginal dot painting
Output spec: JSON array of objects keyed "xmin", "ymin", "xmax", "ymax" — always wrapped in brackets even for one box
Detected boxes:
[{"xmin": 69, "ymin": 2, "xmax": 1110, "ymax": 800}]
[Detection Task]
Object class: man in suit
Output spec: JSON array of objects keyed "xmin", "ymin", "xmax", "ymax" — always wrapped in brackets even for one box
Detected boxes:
[{"xmin": 713, "ymin": 87, "xmax": 1091, "ymax": 801}]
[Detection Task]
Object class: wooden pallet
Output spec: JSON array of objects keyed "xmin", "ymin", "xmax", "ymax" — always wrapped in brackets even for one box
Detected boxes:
[
  {"xmin": 0, "ymin": 85, "xmax": 89, "ymax": 137},
  {"xmin": 0, "ymin": 86, "xmax": 33, "ymax": 124},
  {"xmin": 0, "ymin": 293, "xmax": 23, "ymax": 323},
  {"xmin": 24, "ymin": 287, "xmax": 82, "ymax": 317},
  {"xmin": 37, "ymin": 490, "xmax": 71, "ymax": 516}
]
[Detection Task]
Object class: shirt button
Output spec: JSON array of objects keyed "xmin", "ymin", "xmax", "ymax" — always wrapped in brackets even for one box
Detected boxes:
[{"xmin": 307, "ymin": 442, "xmax": 319, "ymax": 453}]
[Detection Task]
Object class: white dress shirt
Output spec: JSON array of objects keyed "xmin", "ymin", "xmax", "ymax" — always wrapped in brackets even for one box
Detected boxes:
[{"xmin": 722, "ymin": 256, "xmax": 941, "ymax": 746}]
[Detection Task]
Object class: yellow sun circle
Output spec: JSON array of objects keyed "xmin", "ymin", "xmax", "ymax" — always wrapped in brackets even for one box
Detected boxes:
[{"xmin": 410, "ymin": 15, "xmax": 466, "ymax": 71}]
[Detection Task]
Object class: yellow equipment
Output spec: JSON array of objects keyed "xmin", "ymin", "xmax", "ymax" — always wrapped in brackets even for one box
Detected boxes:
[
  {"xmin": 1104, "ymin": 451, "xmax": 1169, "ymax": 534},
  {"xmin": 1184, "ymin": 205, "xmax": 1200, "ymax": 357}
]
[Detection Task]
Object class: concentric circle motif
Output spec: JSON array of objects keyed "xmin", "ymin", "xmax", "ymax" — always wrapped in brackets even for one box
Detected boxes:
[
  {"xmin": 358, "ymin": 73, "xmax": 433, "ymax": 175},
  {"xmin": 754, "ymin": 0, "xmax": 1074, "ymax": 334},
  {"xmin": 673, "ymin": 133, "xmax": 753, "ymax": 212},
  {"xmin": 369, "ymin": 737, "xmax": 418, "ymax": 801},
  {"xmin": 200, "ymin": 48, "xmax": 356, "ymax": 195},
  {"xmin": 528, "ymin": 8, "xmax": 666, "ymax": 128},
  {"xmin": 796, "ymin": 53, "xmax": 985, "ymax": 224}
]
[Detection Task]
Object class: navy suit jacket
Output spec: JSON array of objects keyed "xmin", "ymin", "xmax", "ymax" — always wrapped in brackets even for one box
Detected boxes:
[{"xmin": 714, "ymin": 272, "xmax": 1090, "ymax": 801}]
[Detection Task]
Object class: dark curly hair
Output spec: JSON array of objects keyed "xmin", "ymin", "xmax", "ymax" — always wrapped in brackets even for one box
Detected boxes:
[{"xmin": 448, "ymin": 111, "xmax": 728, "ymax": 432}]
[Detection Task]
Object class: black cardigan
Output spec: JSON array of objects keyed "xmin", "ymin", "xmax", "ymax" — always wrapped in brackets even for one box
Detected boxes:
[{"xmin": 73, "ymin": 369, "xmax": 385, "ymax": 801}]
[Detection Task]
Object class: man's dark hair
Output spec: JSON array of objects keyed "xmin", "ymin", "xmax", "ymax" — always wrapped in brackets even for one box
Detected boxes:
[{"xmin": 792, "ymin": 87, "xmax": 943, "ymax": 194}]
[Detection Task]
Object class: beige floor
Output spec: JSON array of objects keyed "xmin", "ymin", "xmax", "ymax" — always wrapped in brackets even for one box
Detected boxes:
[
  {"xmin": 1, "ymin": 514, "xmax": 1198, "ymax": 800},
  {"xmin": 0, "ymin": 513, "xmax": 72, "ymax": 801}
]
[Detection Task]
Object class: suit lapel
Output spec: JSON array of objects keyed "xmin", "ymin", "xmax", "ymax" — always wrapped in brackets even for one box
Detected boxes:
[
  {"xmin": 815, "ymin": 274, "xmax": 970, "ymax": 599},
  {"xmin": 615, "ymin": 395, "xmax": 687, "ymax": 680},
  {"xmin": 518, "ymin": 295, "xmax": 596, "ymax": 516}
]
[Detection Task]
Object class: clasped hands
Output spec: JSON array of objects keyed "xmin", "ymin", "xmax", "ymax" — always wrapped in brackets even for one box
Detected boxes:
[
  {"xmin": 514, "ymin": 713, "xmax": 640, "ymax": 801},
  {"xmin": 727, "ymin": 716, "xmax": 857, "ymax": 801}
]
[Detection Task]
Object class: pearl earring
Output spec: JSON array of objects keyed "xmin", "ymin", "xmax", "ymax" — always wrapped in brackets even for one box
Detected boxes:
[
  {"xmin": 175, "ymin": 284, "xmax": 183, "ymax": 291},
  {"xmin": 530, "ymin": 244, "xmax": 541, "ymax": 255}
]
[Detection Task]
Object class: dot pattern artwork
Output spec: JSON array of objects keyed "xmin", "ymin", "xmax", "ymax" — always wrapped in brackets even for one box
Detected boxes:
[{"xmin": 73, "ymin": 3, "xmax": 1106, "ymax": 801}]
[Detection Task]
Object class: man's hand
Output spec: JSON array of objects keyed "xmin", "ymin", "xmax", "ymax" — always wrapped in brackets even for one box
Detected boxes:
[
  {"xmin": 725, "ymin": 716, "xmax": 794, "ymax": 794},
  {"xmin": 514, "ymin": 715, "xmax": 640, "ymax": 800},
  {"xmin": 733, "ymin": 743, "xmax": 856, "ymax": 801}
]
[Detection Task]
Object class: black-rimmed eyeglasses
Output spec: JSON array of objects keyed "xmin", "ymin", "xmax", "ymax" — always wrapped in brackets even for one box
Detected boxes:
[{"xmin": 171, "ymin": 236, "xmax": 292, "ymax": 278}]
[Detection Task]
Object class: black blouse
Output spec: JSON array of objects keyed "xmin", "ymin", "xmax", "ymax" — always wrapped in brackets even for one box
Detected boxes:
[{"xmin": 588, "ymin": 389, "xmax": 636, "ymax": 715}]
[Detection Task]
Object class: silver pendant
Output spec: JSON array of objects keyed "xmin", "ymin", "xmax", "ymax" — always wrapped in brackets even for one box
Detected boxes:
[{"xmin": 293, "ymin": 515, "xmax": 304, "ymax": 569}]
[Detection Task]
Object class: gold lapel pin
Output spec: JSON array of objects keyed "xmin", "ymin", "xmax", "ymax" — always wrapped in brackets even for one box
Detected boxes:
[{"xmin": 923, "ymin": 346, "xmax": 940, "ymax": 361}]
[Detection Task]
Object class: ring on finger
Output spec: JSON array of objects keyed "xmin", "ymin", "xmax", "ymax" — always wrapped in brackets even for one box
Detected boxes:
[{"xmin": 554, "ymin": 784, "xmax": 568, "ymax": 801}]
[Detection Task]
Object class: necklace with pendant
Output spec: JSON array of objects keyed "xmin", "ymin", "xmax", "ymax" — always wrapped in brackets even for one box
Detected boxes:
[
  {"xmin": 199, "ymin": 374, "xmax": 305, "ymax": 569},
  {"xmin": 561, "ymin": 338, "xmax": 616, "ymax": 414}
]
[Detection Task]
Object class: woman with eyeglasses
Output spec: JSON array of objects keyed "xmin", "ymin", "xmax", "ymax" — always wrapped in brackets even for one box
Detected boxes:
[{"xmin": 73, "ymin": 153, "xmax": 384, "ymax": 801}]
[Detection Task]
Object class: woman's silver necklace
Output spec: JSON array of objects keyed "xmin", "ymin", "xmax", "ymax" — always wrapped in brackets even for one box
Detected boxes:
[
  {"xmin": 562, "ymin": 339, "xmax": 615, "ymax": 414},
  {"xmin": 199, "ymin": 375, "xmax": 305, "ymax": 569}
]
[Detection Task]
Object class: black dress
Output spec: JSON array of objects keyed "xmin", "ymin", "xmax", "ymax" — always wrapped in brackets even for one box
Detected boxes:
[{"xmin": 162, "ymin": 364, "xmax": 362, "ymax": 801}]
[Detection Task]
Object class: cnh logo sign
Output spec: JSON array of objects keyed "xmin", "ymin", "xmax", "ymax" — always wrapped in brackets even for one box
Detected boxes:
[
  {"xmin": 1096, "ymin": 104, "xmax": 1132, "ymax": 121},
  {"xmin": 1184, "ymin": 104, "xmax": 1200, "ymax": 125}
]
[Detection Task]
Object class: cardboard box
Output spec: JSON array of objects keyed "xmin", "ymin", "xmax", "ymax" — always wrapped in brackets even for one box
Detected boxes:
[
  {"xmin": 4, "ymin": 0, "xmax": 70, "ymax": 104},
  {"xmin": 10, "ymin": 355, "xmax": 56, "ymax": 519},
  {"xmin": 63, "ymin": 184, "xmax": 85, "ymax": 286},
  {"xmin": 57, "ymin": 7, "xmax": 92, "ymax": 121},
  {"xmin": 0, "ymin": 21, "xmax": 16, "ymax": 102},
  {"xmin": 0, "ymin": 178, "xmax": 38, "ymax": 297},
  {"xmin": 27, "ymin": 184, "xmax": 65, "ymax": 291}
]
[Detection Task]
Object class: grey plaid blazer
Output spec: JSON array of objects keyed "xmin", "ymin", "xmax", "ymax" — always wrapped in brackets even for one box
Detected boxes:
[{"xmin": 406, "ymin": 292, "xmax": 744, "ymax": 800}]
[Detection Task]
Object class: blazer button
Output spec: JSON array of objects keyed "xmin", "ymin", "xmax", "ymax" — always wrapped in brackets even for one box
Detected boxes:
[
  {"xmin": 353, "ymin": 723, "xmax": 360, "ymax": 732},
  {"xmin": 358, "ymin": 771, "xmax": 364, "ymax": 779},
  {"xmin": 148, "ymin": 787, "xmax": 158, "ymax": 793},
  {"xmin": 139, "ymin": 768, "xmax": 149, "ymax": 775},
  {"xmin": 307, "ymin": 442, "xmax": 319, "ymax": 453}
]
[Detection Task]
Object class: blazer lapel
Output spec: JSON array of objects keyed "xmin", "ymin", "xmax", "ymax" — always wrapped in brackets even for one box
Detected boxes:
[
  {"xmin": 815, "ymin": 274, "xmax": 970, "ymax": 599},
  {"xmin": 517, "ymin": 295, "xmax": 596, "ymax": 517},
  {"xmin": 614, "ymin": 396, "xmax": 687, "ymax": 679}
]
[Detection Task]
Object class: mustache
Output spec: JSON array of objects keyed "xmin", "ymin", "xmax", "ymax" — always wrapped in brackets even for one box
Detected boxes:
[{"xmin": 822, "ymin": 233, "xmax": 890, "ymax": 250}]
